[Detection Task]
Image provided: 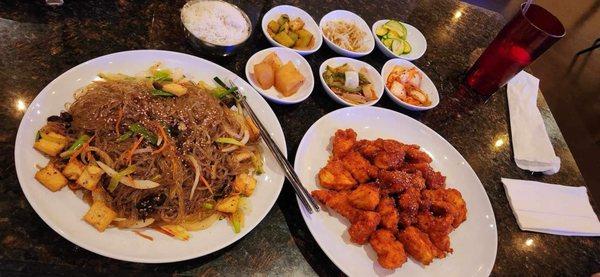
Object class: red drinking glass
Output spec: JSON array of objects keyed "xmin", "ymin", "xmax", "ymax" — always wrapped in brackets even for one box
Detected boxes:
[{"xmin": 463, "ymin": 3, "xmax": 565, "ymax": 97}]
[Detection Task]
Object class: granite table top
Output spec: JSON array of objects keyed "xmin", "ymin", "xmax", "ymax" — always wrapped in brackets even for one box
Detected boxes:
[{"xmin": 0, "ymin": 0, "xmax": 598, "ymax": 275}]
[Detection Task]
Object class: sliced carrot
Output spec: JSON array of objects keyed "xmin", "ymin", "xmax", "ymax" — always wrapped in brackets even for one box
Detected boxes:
[
  {"xmin": 152, "ymin": 123, "xmax": 169, "ymax": 155},
  {"xmin": 200, "ymin": 175, "xmax": 214, "ymax": 195},
  {"xmin": 133, "ymin": 230, "xmax": 154, "ymax": 241},
  {"xmin": 115, "ymin": 105, "xmax": 125, "ymax": 136},
  {"xmin": 125, "ymin": 136, "xmax": 144, "ymax": 165},
  {"xmin": 69, "ymin": 134, "xmax": 96, "ymax": 163}
]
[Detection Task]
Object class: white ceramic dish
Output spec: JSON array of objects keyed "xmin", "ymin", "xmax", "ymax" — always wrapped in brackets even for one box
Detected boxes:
[
  {"xmin": 294, "ymin": 106, "xmax": 497, "ymax": 276},
  {"xmin": 261, "ymin": 5, "xmax": 323, "ymax": 56},
  {"xmin": 245, "ymin": 47, "xmax": 314, "ymax": 104},
  {"xmin": 372, "ymin": 19, "xmax": 427, "ymax": 60},
  {"xmin": 382, "ymin": 58, "xmax": 439, "ymax": 111},
  {"xmin": 14, "ymin": 50, "xmax": 287, "ymax": 263},
  {"xmin": 319, "ymin": 10, "xmax": 375, "ymax": 57},
  {"xmin": 319, "ymin": 57, "xmax": 384, "ymax": 106}
]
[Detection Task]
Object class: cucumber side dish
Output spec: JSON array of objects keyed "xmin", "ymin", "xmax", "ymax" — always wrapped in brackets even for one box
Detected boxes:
[{"xmin": 375, "ymin": 20, "xmax": 411, "ymax": 55}]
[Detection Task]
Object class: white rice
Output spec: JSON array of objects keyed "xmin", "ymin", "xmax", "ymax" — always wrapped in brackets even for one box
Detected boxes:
[{"xmin": 181, "ymin": 0, "xmax": 250, "ymax": 46}]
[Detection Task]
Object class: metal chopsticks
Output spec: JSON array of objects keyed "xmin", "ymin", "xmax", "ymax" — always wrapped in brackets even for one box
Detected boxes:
[{"xmin": 230, "ymin": 82, "xmax": 320, "ymax": 213}]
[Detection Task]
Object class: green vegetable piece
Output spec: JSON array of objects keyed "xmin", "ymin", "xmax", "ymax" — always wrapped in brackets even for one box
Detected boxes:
[
  {"xmin": 391, "ymin": 39, "xmax": 405, "ymax": 55},
  {"xmin": 294, "ymin": 29, "xmax": 313, "ymax": 48},
  {"xmin": 382, "ymin": 38, "xmax": 393, "ymax": 48},
  {"xmin": 152, "ymin": 70, "xmax": 172, "ymax": 82},
  {"xmin": 387, "ymin": 30, "xmax": 401, "ymax": 39},
  {"xmin": 151, "ymin": 89, "xmax": 175, "ymax": 97},
  {"xmin": 273, "ymin": 32, "xmax": 295, "ymax": 47},
  {"xmin": 288, "ymin": 31, "xmax": 299, "ymax": 44},
  {"xmin": 108, "ymin": 165, "xmax": 136, "ymax": 192},
  {"xmin": 128, "ymin": 123, "xmax": 158, "ymax": 145},
  {"xmin": 116, "ymin": 131, "xmax": 133, "ymax": 142},
  {"xmin": 202, "ymin": 203, "xmax": 214, "ymax": 210},
  {"xmin": 384, "ymin": 20, "xmax": 407, "ymax": 38},
  {"xmin": 35, "ymin": 131, "xmax": 41, "ymax": 141},
  {"xmin": 67, "ymin": 134, "xmax": 90, "ymax": 151},
  {"xmin": 403, "ymin": 40, "xmax": 412, "ymax": 53},
  {"xmin": 215, "ymin": 137, "xmax": 244, "ymax": 146},
  {"xmin": 277, "ymin": 14, "xmax": 290, "ymax": 26},
  {"xmin": 267, "ymin": 20, "xmax": 280, "ymax": 33},
  {"xmin": 375, "ymin": 26, "xmax": 388, "ymax": 36}
]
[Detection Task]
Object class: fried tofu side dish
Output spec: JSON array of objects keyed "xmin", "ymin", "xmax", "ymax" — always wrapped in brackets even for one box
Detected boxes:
[{"xmin": 313, "ymin": 129, "xmax": 468, "ymax": 270}]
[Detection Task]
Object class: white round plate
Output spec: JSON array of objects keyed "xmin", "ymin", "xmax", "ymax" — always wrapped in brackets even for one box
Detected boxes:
[
  {"xmin": 319, "ymin": 57, "xmax": 384, "ymax": 106},
  {"xmin": 245, "ymin": 47, "xmax": 314, "ymax": 104},
  {"xmin": 372, "ymin": 20, "xmax": 427, "ymax": 60},
  {"xmin": 14, "ymin": 50, "xmax": 287, "ymax": 263},
  {"xmin": 262, "ymin": 5, "xmax": 323, "ymax": 56},
  {"xmin": 294, "ymin": 107, "xmax": 497, "ymax": 276},
  {"xmin": 382, "ymin": 59, "xmax": 439, "ymax": 111},
  {"xmin": 320, "ymin": 10, "xmax": 375, "ymax": 57}
]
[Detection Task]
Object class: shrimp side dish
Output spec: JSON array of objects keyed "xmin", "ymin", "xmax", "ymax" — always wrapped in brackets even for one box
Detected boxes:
[
  {"xmin": 386, "ymin": 66, "xmax": 431, "ymax": 107},
  {"xmin": 312, "ymin": 129, "xmax": 467, "ymax": 270}
]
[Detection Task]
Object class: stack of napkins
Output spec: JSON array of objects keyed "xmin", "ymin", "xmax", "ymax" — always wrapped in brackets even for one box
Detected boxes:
[
  {"xmin": 507, "ymin": 71, "xmax": 561, "ymax": 175},
  {"xmin": 502, "ymin": 178, "xmax": 600, "ymax": 236}
]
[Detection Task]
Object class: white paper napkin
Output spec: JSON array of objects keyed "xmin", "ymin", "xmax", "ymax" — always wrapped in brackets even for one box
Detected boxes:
[
  {"xmin": 507, "ymin": 71, "xmax": 561, "ymax": 175},
  {"xmin": 502, "ymin": 178, "xmax": 600, "ymax": 236}
]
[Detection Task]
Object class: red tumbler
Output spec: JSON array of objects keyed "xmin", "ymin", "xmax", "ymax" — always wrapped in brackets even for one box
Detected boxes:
[{"xmin": 463, "ymin": 3, "xmax": 565, "ymax": 97}]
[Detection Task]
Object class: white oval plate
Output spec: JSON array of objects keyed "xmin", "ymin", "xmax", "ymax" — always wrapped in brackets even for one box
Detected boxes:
[
  {"xmin": 372, "ymin": 20, "xmax": 427, "ymax": 60},
  {"xmin": 320, "ymin": 10, "xmax": 375, "ymax": 57},
  {"xmin": 262, "ymin": 5, "xmax": 323, "ymax": 56},
  {"xmin": 294, "ymin": 107, "xmax": 497, "ymax": 276},
  {"xmin": 245, "ymin": 47, "xmax": 314, "ymax": 104},
  {"xmin": 14, "ymin": 50, "xmax": 287, "ymax": 263},
  {"xmin": 382, "ymin": 59, "xmax": 439, "ymax": 111},
  {"xmin": 319, "ymin": 57, "xmax": 384, "ymax": 106}
]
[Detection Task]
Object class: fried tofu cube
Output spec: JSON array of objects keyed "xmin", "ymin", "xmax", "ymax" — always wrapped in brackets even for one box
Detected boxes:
[
  {"xmin": 34, "ymin": 139, "xmax": 65, "ymax": 157},
  {"xmin": 233, "ymin": 173, "xmax": 257, "ymax": 196},
  {"xmin": 83, "ymin": 201, "xmax": 117, "ymax": 232},
  {"xmin": 35, "ymin": 163, "xmax": 68, "ymax": 191},
  {"xmin": 62, "ymin": 159, "xmax": 84, "ymax": 180},
  {"xmin": 40, "ymin": 131, "xmax": 69, "ymax": 144},
  {"xmin": 162, "ymin": 83, "xmax": 187, "ymax": 96},
  {"xmin": 76, "ymin": 165, "xmax": 104, "ymax": 190},
  {"xmin": 216, "ymin": 195, "xmax": 240, "ymax": 213}
]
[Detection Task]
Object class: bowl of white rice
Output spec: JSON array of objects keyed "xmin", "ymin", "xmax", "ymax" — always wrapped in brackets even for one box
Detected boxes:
[{"xmin": 181, "ymin": 0, "xmax": 252, "ymax": 56}]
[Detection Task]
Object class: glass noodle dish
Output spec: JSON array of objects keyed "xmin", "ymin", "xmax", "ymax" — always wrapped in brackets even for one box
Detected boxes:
[
  {"xmin": 322, "ymin": 63, "xmax": 377, "ymax": 105},
  {"xmin": 32, "ymin": 64, "xmax": 263, "ymax": 240}
]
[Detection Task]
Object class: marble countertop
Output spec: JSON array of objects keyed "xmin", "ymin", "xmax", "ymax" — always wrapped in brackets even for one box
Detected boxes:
[{"xmin": 0, "ymin": 0, "xmax": 598, "ymax": 275}]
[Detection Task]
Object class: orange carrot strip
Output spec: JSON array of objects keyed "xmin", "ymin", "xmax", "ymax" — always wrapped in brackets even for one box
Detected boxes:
[
  {"xmin": 200, "ymin": 175, "xmax": 214, "ymax": 195},
  {"xmin": 152, "ymin": 123, "xmax": 169, "ymax": 155},
  {"xmin": 115, "ymin": 105, "xmax": 125, "ymax": 136},
  {"xmin": 126, "ymin": 136, "xmax": 144, "ymax": 165},
  {"xmin": 69, "ymin": 134, "xmax": 96, "ymax": 163},
  {"xmin": 133, "ymin": 230, "xmax": 154, "ymax": 241}
]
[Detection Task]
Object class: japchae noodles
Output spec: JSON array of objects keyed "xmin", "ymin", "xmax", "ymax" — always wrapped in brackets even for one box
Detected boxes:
[{"xmin": 33, "ymin": 64, "xmax": 262, "ymax": 239}]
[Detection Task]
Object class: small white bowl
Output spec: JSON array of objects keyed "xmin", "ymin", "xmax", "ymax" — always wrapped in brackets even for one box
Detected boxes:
[
  {"xmin": 245, "ymin": 47, "xmax": 314, "ymax": 104},
  {"xmin": 319, "ymin": 10, "xmax": 375, "ymax": 57},
  {"xmin": 319, "ymin": 57, "xmax": 383, "ymax": 106},
  {"xmin": 261, "ymin": 5, "xmax": 323, "ymax": 56},
  {"xmin": 372, "ymin": 20, "xmax": 427, "ymax": 60},
  {"xmin": 381, "ymin": 58, "xmax": 439, "ymax": 111}
]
